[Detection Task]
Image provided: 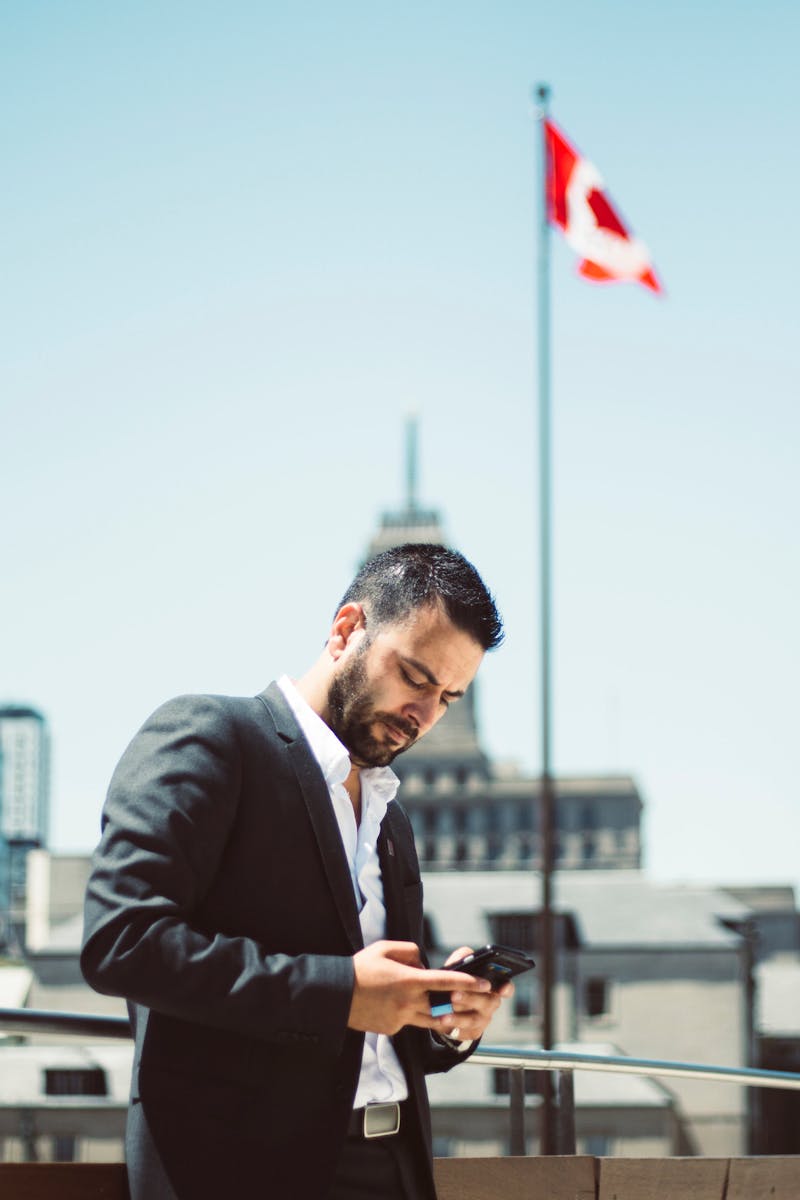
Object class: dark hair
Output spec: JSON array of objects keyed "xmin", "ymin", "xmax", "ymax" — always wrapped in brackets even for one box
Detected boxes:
[{"xmin": 336, "ymin": 543, "xmax": 504, "ymax": 651}]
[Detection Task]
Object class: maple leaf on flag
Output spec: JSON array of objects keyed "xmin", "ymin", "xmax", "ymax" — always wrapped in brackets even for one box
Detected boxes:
[{"xmin": 544, "ymin": 119, "xmax": 662, "ymax": 293}]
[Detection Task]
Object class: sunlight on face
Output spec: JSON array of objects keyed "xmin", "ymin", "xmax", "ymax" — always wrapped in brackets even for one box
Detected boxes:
[{"xmin": 327, "ymin": 605, "xmax": 484, "ymax": 767}]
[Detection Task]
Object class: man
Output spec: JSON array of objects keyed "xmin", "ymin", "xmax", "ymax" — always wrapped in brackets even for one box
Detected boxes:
[{"xmin": 81, "ymin": 543, "xmax": 509, "ymax": 1199}]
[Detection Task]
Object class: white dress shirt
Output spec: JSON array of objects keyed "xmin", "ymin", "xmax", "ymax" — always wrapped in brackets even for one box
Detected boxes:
[{"xmin": 277, "ymin": 676, "xmax": 409, "ymax": 1106}]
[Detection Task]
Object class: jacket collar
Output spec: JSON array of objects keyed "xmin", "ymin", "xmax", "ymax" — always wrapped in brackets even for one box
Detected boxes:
[
  {"xmin": 257, "ymin": 683, "xmax": 363, "ymax": 950},
  {"xmin": 256, "ymin": 682, "xmax": 410, "ymax": 948}
]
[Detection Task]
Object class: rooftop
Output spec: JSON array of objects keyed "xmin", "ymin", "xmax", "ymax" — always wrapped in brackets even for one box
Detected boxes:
[{"xmin": 421, "ymin": 870, "xmax": 753, "ymax": 950}]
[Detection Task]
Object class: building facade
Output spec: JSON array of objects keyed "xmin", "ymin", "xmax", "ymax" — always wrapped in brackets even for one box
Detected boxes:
[
  {"xmin": 0, "ymin": 707, "xmax": 50, "ymax": 844},
  {"xmin": 0, "ymin": 706, "xmax": 51, "ymax": 946},
  {"xmin": 422, "ymin": 871, "xmax": 756, "ymax": 1158}
]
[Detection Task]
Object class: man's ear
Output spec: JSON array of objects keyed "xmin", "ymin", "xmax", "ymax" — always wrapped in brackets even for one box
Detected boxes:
[{"xmin": 327, "ymin": 603, "xmax": 367, "ymax": 660}]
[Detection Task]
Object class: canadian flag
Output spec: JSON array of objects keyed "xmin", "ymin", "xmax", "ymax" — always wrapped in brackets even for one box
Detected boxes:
[{"xmin": 544, "ymin": 119, "xmax": 662, "ymax": 293}]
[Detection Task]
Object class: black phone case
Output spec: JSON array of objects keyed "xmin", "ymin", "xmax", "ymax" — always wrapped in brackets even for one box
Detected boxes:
[{"xmin": 429, "ymin": 944, "xmax": 535, "ymax": 1011}]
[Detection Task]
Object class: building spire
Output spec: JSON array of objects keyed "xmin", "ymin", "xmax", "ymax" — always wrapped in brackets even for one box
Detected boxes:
[
  {"xmin": 405, "ymin": 412, "xmax": 419, "ymax": 515},
  {"xmin": 361, "ymin": 416, "xmax": 446, "ymax": 563},
  {"xmin": 359, "ymin": 417, "xmax": 485, "ymax": 774}
]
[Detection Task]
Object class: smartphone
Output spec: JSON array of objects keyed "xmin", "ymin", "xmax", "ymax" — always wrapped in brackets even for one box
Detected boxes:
[{"xmin": 429, "ymin": 944, "xmax": 536, "ymax": 1017}]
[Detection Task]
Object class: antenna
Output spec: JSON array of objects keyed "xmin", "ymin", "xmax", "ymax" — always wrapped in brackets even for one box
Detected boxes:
[{"xmin": 405, "ymin": 413, "xmax": 419, "ymax": 514}]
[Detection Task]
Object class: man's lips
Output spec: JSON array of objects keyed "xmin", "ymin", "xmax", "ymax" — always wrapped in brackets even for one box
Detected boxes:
[{"xmin": 382, "ymin": 718, "xmax": 416, "ymax": 745}]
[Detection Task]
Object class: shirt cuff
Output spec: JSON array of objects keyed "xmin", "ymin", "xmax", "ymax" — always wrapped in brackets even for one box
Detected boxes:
[{"xmin": 434, "ymin": 1032, "xmax": 474, "ymax": 1054}]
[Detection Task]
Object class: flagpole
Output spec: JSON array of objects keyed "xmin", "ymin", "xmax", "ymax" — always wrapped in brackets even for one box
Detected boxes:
[{"xmin": 534, "ymin": 81, "xmax": 558, "ymax": 1156}]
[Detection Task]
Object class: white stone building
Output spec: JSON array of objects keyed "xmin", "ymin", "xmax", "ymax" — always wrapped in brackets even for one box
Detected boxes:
[{"xmin": 422, "ymin": 870, "xmax": 757, "ymax": 1156}]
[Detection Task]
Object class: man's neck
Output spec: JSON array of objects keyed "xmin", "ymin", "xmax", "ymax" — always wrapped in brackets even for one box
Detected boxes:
[
  {"xmin": 289, "ymin": 665, "xmax": 362, "ymax": 821},
  {"xmin": 293, "ymin": 663, "xmax": 331, "ymax": 726},
  {"xmin": 344, "ymin": 763, "xmax": 362, "ymax": 826}
]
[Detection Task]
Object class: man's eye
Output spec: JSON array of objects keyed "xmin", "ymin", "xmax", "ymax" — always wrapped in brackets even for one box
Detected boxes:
[{"xmin": 400, "ymin": 667, "xmax": 425, "ymax": 689}]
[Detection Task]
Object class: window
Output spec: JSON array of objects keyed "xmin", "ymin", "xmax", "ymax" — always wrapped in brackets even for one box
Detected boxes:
[
  {"xmin": 516, "ymin": 802, "xmax": 535, "ymax": 833},
  {"xmin": 44, "ymin": 1068, "xmax": 107, "ymax": 1096},
  {"xmin": 580, "ymin": 803, "xmax": 598, "ymax": 831},
  {"xmin": 489, "ymin": 913, "xmax": 535, "ymax": 949},
  {"xmin": 489, "ymin": 911, "xmax": 579, "ymax": 953},
  {"xmin": 512, "ymin": 973, "xmax": 539, "ymax": 1020},
  {"xmin": 584, "ymin": 977, "xmax": 609, "ymax": 1018},
  {"xmin": 484, "ymin": 804, "xmax": 501, "ymax": 834},
  {"xmin": 485, "ymin": 836, "xmax": 502, "ymax": 862},
  {"xmin": 517, "ymin": 835, "xmax": 533, "ymax": 864}
]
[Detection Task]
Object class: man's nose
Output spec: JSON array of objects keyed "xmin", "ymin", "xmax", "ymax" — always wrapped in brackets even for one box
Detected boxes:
[{"xmin": 403, "ymin": 693, "xmax": 441, "ymax": 734}]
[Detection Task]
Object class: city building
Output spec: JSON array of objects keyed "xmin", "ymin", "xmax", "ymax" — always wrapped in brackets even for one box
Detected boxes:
[
  {"xmin": 423, "ymin": 871, "xmax": 756, "ymax": 1157},
  {"xmin": 0, "ymin": 1042, "xmax": 130, "ymax": 1163},
  {"xmin": 0, "ymin": 706, "xmax": 51, "ymax": 947},
  {"xmin": 0, "ymin": 833, "xmax": 10, "ymax": 945},
  {"xmin": 21, "ymin": 851, "xmax": 126, "ymax": 1021},
  {"xmin": 0, "ymin": 707, "xmax": 50, "ymax": 844}
]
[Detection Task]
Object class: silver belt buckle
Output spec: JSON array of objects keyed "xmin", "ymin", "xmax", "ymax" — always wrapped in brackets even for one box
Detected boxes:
[{"xmin": 362, "ymin": 1101, "xmax": 401, "ymax": 1139}]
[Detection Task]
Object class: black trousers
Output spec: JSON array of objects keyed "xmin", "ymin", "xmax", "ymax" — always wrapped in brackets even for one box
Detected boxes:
[
  {"xmin": 128, "ymin": 1094, "xmax": 432, "ymax": 1199},
  {"xmin": 328, "ymin": 1124, "xmax": 431, "ymax": 1200}
]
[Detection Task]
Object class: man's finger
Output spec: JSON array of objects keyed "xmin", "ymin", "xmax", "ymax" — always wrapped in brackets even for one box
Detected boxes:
[
  {"xmin": 451, "ymin": 988, "xmax": 503, "ymax": 1008},
  {"xmin": 444, "ymin": 945, "xmax": 473, "ymax": 966},
  {"xmin": 379, "ymin": 940, "xmax": 425, "ymax": 966},
  {"xmin": 417, "ymin": 968, "xmax": 492, "ymax": 992}
]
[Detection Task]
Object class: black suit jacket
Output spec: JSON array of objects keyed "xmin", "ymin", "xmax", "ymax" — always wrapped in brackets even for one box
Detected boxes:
[{"xmin": 81, "ymin": 684, "xmax": 469, "ymax": 1199}]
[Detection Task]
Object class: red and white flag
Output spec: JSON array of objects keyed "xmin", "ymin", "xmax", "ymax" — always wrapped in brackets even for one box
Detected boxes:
[{"xmin": 544, "ymin": 119, "xmax": 661, "ymax": 294}]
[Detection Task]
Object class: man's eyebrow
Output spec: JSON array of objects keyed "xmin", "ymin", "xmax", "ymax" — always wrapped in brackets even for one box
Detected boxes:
[{"xmin": 401, "ymin": 655, "xmax": 465, "ymax": 699}]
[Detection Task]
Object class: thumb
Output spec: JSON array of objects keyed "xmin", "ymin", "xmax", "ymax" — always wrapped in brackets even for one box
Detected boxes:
[{"xmin": 377, "ymin": 940, "xmax": 423, "ymax": 968}]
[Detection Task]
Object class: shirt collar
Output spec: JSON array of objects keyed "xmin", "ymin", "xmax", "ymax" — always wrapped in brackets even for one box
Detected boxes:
[
  {"xmin": 278, "ymin": 675, "xmax": 349, "ymax": 787},
  {"xmin": 277, "ymin": 675, "xmax": 399, "ymax": 802}
]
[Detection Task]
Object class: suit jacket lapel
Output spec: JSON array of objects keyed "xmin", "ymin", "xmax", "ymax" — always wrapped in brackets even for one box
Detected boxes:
[
  {"xmin": 257, "ymin": 683, "xmax": 363, "ymax": 953},
  {"xmin": 378, "ymin": 804, "xmax": 411, "ymax": 942}
]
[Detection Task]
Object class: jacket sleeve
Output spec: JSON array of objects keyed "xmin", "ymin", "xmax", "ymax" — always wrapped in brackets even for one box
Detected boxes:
[{"xmin": 80, "ymin": 695, "xmax": 354, "ymax": 1053}]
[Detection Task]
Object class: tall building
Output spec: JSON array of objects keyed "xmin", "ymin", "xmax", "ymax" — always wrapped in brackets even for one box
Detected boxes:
[
  {"xmin": 0, "ymin": 705, "xmax": 51, "ymax": 944},
  {"xmin": 0, "ymin": 832, "xmax": 9, "ymax": 946},
  {"xmin": 0, "ymin": 706, "xmax": 50, "ymax": 844},
  {"xmin": 361, "ymin": 421, "xmax": 643, "ymax": 871}
]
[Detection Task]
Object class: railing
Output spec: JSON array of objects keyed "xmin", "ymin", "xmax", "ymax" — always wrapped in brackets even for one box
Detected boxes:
[
  {"xmin": 467, "ymin": 1044, "xmax": 800, "ymax": 1155},
  {"xmin": 4, "ymin": 1007, "xmax": 800, "ymax": 1158},
  {"xmin": 0, "ymin": 1008, "xmax": 130, "ymax": 1041}
]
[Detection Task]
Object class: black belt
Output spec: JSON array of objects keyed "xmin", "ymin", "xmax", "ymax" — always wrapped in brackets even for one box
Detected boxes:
[{"xmin": 347, "ymin": 1100, "xmax": 406, "ymax": 1139}]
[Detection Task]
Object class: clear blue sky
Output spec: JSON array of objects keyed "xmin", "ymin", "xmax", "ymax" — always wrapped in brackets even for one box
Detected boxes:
[{"xmin": 2, "ymin": 2, "xmax": 798, "ymax": 893}]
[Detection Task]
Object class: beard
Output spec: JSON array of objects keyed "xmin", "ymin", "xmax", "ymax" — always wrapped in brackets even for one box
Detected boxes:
[{"xmin": 327, "ymin": 644, "xmax": 418, "ymax": 767}]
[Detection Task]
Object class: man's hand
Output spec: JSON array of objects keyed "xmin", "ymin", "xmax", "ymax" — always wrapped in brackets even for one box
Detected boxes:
[
  {"xmin": 440, "ymin": 945, "xmax": 515, "ymax": 1043},
  {"xmin": 348, "ymin": 940, "xmax": 492, "ymax": 1036}
]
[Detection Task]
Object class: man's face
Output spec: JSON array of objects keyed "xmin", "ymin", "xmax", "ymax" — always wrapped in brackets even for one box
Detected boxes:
[{"xmin": 327, "ymin": 604, "xmax": 484, "ymax": 768}]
